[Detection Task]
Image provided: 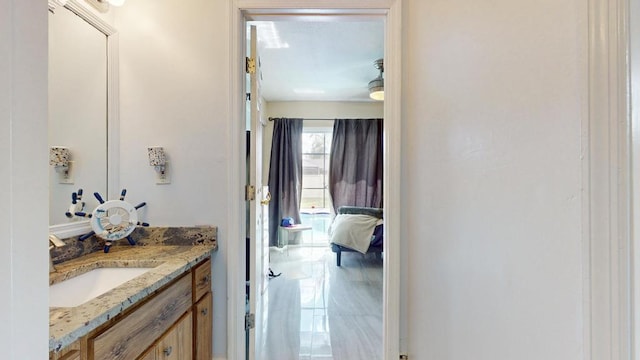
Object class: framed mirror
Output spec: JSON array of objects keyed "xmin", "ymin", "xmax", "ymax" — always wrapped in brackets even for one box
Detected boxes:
[{"xmin": 48, "ymin": 0, "xmax": 119, "ymax": 238}]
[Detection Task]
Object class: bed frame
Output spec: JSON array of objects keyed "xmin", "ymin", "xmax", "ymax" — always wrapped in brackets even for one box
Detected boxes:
[{"xmin": 330, "ymin": 206, "xmax": 383, "ymax": 266}]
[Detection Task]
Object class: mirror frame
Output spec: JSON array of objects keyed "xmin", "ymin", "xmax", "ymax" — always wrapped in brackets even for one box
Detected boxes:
[{"xmin": 48, "ymin": 0, "xmax": 119, "ymax": 238}]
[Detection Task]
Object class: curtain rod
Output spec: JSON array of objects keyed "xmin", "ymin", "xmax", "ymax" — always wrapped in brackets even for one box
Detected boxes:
[{"xmin": 268, "ymin": 117, "xmax": 334, "ymax": 122}]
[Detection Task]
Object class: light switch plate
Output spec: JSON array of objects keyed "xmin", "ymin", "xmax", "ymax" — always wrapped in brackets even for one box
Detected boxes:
[{"xmin": 156, "ymin": 174, "xmax": 171, "ymax": 185}]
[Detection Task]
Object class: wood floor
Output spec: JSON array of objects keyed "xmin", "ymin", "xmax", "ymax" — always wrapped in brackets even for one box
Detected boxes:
[{"xmin": 260, "ymin": 246, "xmax": 383, "ymax": 360}]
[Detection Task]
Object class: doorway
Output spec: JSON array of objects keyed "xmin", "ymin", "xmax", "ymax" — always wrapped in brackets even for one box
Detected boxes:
[
  {"xmin": 261, "ymin": 115, "xmax": 383, "ymax": 359},
  {"xmin": 229, "ymin": 1, "xmax": 402, "ymax": 359}
]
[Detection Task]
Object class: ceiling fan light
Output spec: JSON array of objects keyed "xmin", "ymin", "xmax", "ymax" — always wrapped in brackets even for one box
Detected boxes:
[
  {"xmin": 368, "ymin": 58, "xmax": 384, "ymax": 101},
  {"xmin": 108, "ymin": 0, "xmax": 125, "ymax": 6},
  {"xmin": 368, "ymin": 78, "xmax": 384, "ymax": 101}
]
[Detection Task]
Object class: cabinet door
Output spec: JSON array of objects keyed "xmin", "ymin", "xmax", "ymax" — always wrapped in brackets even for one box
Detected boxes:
[
  {"xmin": 192, "ymin": 259, "xmax": 211, "ymax": 302},
  {"xmin": 194, "ymin": 291, "xmax": 212, "ymax": 360},
  {"xmin": 50, "ymin": 341, "xmax": 80, "ymax": 360},
  {"xmin": 157, "ymin": 312, "xmax": 193, "ymax": 359},
  {"xmin": 137, "ymin": 348, "xmax": 156, "ymax": 360},
  {"xmin": 56, "ymin": 350, "xmax": 80, "ymax": 360},
  {"xmin": 91, "ymin": 274, "xmax": 192, "ymax": 360}
]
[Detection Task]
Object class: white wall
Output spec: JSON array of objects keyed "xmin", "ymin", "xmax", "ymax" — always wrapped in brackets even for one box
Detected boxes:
[
  {"xmin": 631, "ymin": 0, "xmax": 640, "ymax": 355},
  {"xmin": 402, "ymin": 0, "xmax": 585, "ymax": 358},
  {"xmin": 114, "ymin": 0, "xmax": 588, "ymax": 357},
  {"xmin": 115, "ymin": 0, "xmax": 230, "ymax": 356},
  {"xmin": 1, "ymin": 0, "xmax": 606, "ymax": 358},
  {"xmin": 0, "ymin": 1, "xmax": 49, "ymax": 359},
  {"xmin": 262, "ymin": 101, "xmax": 384, "ymax": 182}
]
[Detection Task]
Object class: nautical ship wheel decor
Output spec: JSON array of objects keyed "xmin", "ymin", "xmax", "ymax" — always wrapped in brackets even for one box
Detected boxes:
[{"xmin": 77, "ymin": 189, "xmax": 148, "ymax": 253}]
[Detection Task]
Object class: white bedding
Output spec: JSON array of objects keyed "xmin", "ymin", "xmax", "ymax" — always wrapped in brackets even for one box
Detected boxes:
[{"xmin": 329, "ymin": 214, "xmax": 381, "ymax": 254}]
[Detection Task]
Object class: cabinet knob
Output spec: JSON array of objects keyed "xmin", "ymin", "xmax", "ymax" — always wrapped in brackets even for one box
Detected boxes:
[
  {"xmin": 163, "ymin": 346, "xmax": 173, "ymax": 356},
  {"xmin": 201, "ymin": 307, "xmax": 208, "ymax": 316},
  {"xmin": 203, "ymin": 274, "xmax": 211, "ymax": 283}
]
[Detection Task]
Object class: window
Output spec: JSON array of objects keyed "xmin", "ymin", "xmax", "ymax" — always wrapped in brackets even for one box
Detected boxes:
[
  {"xmin": 300, "ymin": 130, "xmax": 332, "ymax": 211},
  {"xmin": 300, "ymin": 127, "xmax": 333, "ymax": 244}
]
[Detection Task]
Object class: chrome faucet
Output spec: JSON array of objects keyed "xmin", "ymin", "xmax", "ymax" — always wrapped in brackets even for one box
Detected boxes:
[{"xmin": 49, "ymin": 234, "xmax": 65, "ymax": 273}]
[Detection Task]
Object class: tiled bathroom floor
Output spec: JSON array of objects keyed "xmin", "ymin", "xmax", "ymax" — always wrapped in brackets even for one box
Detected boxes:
[{"xmin": 260, "ymin": 246, "xmax": 383, "ymax": 360}]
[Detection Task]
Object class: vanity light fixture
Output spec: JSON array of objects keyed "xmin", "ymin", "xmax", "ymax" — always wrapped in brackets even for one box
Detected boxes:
[
  {"xmin": 368, "ymin": 59, "xmax": 384, "ymax": 101},
  {"xmin": 50, "ymin": 146, "xmax": 74, "ymax": 184},
  {"xmin": 148, "ymin": 147, "xmax": 170, "ymax": 184}
]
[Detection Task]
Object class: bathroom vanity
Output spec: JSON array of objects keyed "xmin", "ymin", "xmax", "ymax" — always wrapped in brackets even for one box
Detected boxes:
[{"xmin": 49, "ymin": 246, "xmax": 214, "ymax": 360}]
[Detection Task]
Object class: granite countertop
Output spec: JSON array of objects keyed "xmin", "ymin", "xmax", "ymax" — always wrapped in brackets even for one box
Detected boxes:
[{"xmin": 49, "ymin": 245, "xmax": 215, "ymax": 353}]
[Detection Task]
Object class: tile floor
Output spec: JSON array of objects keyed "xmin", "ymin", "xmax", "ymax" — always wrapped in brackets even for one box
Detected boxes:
[{"xmin": 260, "ymin": 246, "xmax": 383, "ymax": 360}]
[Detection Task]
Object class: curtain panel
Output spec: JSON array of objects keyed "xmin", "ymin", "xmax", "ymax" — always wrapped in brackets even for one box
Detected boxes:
[
  {"xmin": 329, "ymin": 118, "xmax": 383, "ymax": 213},
  {"xmin": 267, "ymin": 118, "xmax": 303, "ymax": 246}
]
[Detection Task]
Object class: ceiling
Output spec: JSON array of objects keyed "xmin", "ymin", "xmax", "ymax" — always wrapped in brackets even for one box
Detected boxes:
[{"xmin": 251, "ymin": 21, "xmax": 384, "ymax": 102}]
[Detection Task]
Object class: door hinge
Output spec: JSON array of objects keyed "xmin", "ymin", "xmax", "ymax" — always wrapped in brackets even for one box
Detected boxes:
[
  {"xmin": 246, "ymin": 57, "xmax": 256, "ymax": 74},
  {"xmin": 245, "ymin": 313, "xmax": 255, "ymax": 330},
  {"xmin": 399, "ymin": 355, "xmax": 408, "ymax": 360},
  {"xmin": 245, "ymin": 185, "xmax": 255, "ymax": 201}
]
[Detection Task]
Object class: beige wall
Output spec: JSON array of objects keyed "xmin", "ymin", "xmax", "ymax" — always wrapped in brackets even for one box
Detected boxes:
[
  {"xmin": 1, "ymin": 0, "xmax": 616, "ymax": 358},
  {"xmin": 631, "ymin": 0, "xmax": 640, "ymax": 355},
  {"xmin": 115, "ymin": 0, "xmax": 230, "ymax": 356},
  {"xmin": 402, "ymin": 0, "xmax": 585, "ymax": 357},
  {"xmin": 0, "ymin": 0, "xmax": 49, "ymax": 358}
]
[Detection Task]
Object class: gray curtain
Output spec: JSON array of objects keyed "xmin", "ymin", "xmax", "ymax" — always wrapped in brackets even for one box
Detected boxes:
[
  {"xmin": 267, "ymin": 118, "xmax": 303, "ymax": 246},
  {"xmin": 329, "ymin": 118, "xmax": 383, "ymax": 213}
]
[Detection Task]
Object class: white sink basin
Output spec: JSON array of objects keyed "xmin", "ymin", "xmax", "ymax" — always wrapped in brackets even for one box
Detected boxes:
[{"xmin": 50, "ymin": 267, "xmax": 154, "ymax": 308}]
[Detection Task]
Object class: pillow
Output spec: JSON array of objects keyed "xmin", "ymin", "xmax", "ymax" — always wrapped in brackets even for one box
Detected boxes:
[{"xmin": 329, "ymin": 214, "xmax": 379, "ymax": 254}]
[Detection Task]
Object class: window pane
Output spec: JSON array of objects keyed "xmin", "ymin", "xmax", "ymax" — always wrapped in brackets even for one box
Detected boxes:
[
  {"xmin": 302, "ymin": 133, "xmax": 326, "ymax": 154},
  {"xmin": 301, "ymin": 131, "xmax": 331, "ymax": 213},
  {"xmin": 300, "ymin": 129, "xmax": 333, "ymax": 244},
  {"xmin": 302, "ymin": 154, "xmax": 327, "ymax": 181},
  {"xmin": 301, "ymin": 188, "xmax": 326, "ymax": 209}
]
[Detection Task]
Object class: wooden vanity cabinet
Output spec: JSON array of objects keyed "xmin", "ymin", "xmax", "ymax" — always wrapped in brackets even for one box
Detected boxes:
[
  {"xmin": 71, "ymin": 257, "xmax": 212, "ymax": 360},
  {"xmin": 192, "ymin": 258, "xmax": 211, "ymax": 302},
  {"xmin": 50, "ymin": 346, "xmax": 80, "ymax": 360},
  {"xmin": 194, "ymin": 292, "xmax": 212, "ymax": 359},
  {"xmin": 50, "ymin": 340, "xmax": 80, "ymax": 360},
  {"xmin": 192, "ymin": 259, "xmax": 212, "ymax": 360},
  {"xmin": 137, "ymin": 312, "xmax": 193, "ymax": 360},
  {"xmin": 89, "ymin": 273, "xmax": 192, "ymax": 360},
  {"xmin": 157, "ymin": 312, "xmax": 193, "ymax": 359},
  {"xmin": 138, "ymin": 349, "xmax": 156, "ymax": 360},
  {"xmin": 60, "ymin": 352, "xmax": 81, "ymax": 360}
]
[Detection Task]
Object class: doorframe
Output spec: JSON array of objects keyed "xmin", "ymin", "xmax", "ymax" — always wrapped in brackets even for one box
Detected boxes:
[
  {"xmin": 587, "ymin": 0, "xmax": 634, "ymax": 358},
  {"xmin": 227, "ymin": 1, "xmax": 402, "ymax": 359},
  {"xmin": 630, "ymin": 0, "xmax": 640, "ymax": 357}
]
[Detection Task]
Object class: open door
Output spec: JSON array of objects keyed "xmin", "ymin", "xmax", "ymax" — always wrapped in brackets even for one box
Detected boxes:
[{"xmin": 246, "ymin": 24, "xmax": 270, "ymax": 360}]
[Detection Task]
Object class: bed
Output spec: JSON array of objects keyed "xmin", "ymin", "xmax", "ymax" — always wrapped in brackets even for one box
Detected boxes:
[{"xmin": 329, "ymin": 206, "xmax": 383, "ymax": 266}]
